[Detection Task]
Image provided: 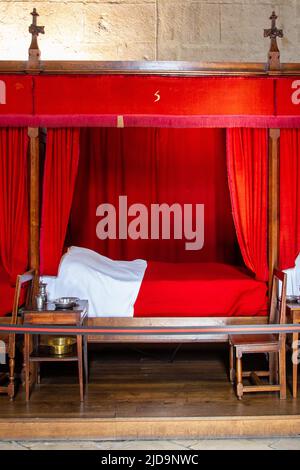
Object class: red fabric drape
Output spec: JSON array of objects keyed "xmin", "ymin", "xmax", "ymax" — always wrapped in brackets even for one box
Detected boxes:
[
  {"xmin": 40, "ymin": 128, "xmax": 80, "ymax": 275},
  {"xmin": 226, "ymin": 128, "xmax": 268, "ymax": 281},
  {"xmin": 68, "ymin": 128, "xmax": 238, "ymax": 263},
  {"xmin": 279, "ymin": 129, "xmax": 300, "ymax": 270},
  {"xmin": 0, "ymin": 128, "xmax": 29, "ymax": 283}
]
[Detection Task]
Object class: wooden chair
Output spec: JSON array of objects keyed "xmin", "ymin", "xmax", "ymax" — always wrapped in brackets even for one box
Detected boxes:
[
  {"xmin": 0, "ymin": 270, "xmax": 35, "ymax": 400},
  {"xmin": 229, "ymin": 269, "xmax": 287, "ymax": 400}
]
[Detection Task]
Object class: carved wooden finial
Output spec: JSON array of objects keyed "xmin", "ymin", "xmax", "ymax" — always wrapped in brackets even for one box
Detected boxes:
[
  {"xmin": 264, "ymin": 11, "xmax": 283, "ymax": 71},
  {"xmin": 28, "ymin": 8, "xmax": 45, "ymax": 69}
]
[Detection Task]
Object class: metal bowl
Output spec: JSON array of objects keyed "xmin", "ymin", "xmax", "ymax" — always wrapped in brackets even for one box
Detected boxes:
[
  {"xmin": 47, "ymin": 336, "xmax": 76, "ymax": 356},
  {"xmin": 287, "ymin": 295, "xmax": 299, "ymax": 303},
  {"xmin": 53, "ymin": 297, "xmax": 79, "ymax": 309}
]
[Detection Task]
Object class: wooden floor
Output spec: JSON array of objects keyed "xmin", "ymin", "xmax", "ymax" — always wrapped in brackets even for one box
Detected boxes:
[{"xmin": 1, "ymin": 344, "xmax": 300, "ymax": 439}]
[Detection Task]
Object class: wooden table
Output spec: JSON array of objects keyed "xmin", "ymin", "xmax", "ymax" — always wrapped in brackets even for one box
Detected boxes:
[
  {"xmin": 287, "ymin": 301, "xmax": 300, "ymax": 398},
  {"xmin": 23, "ymin": 300, "xmax": 88, "ymax": 402}
]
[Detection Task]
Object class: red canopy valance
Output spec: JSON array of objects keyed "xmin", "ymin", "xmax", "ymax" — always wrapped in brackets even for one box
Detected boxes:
[{"xmin": 1, "ymin": 75, "xmax": 300, "ymax": 127}]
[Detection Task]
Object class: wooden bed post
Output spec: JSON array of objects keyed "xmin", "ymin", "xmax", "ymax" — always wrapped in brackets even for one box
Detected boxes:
[
  {"xmin": 27, "ymin": 9, "xmax": 44, "ymax": 276},
  {"xmin": 28, "ymin": 127, "xmax": 40, "ymax": 275},
  {"xmin": 264, "ymin": 12, "xmax": 282, "ymax": 291},
  {"xmin": 268, "ymin": 129, "xmax": 280, "ymax": 291}
]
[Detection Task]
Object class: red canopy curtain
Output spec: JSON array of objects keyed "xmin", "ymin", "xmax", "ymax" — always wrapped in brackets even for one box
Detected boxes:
[
  {"xmin": 40, "ymin": 128, "xmax": 80, "ymax": 275},
  {"xmin": 279, "ymin": 129, "xmax": 300, "ymax": 270},
  {"xmin": 68, "ymin": 127, "xmax": 237, "ymax": 263},
  {"xmin": 227, "ymin": 128, "xmax": 268, "ymax": 281},
  {"xmin": 0, "ymin": 128, "xmax": 29, "ymax": 283}
]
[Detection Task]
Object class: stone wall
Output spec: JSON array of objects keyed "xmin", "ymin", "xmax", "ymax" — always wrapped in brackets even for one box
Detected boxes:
[{"xmin": 0, "ymin": 0, "xmax": 299, "ymax": 62}]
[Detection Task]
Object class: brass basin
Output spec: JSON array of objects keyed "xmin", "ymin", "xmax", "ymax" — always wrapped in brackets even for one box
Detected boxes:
[{"xmin": 46, "ymin": 336, "xmax": 76, "ymax": 356}]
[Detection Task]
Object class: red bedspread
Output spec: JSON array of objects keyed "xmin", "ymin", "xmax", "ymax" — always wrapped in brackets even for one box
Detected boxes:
[{"xmin": 134, "ymin": 262, "xmax": 268, "ymax": 317}]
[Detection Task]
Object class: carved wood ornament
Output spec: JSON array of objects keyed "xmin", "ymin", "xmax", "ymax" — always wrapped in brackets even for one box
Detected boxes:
[
  {"xmin": 28, "ymin": 8, "xmax": 45, "ymax": 70},
  {"xmin": 264, "ymin": 11, "xmax": 283, "ymax": 71}
]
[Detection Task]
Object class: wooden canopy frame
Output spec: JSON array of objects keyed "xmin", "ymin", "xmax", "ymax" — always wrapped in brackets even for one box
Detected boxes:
[{"xmin": 1, "ymin": 9, "xmax": 299, "ymax": 337}]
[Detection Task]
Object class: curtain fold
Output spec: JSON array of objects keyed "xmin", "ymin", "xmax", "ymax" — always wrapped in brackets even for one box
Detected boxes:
[
  {"xmin": 0, "ymin": 128, "xmax": 29, "ymax": 283},
  {"xmin": 279, "ymin": 129, "xmax": 300, "ymax": 270},
  {"xmin": 68, "ymin": 128, "xmax": 237, "ymax": 263},
  {"xmin": 227, "ymin": 128, "xmax": 268, "ymax": 281},
  {"xmin": 40, "ymin": 128, "xmax": 80, "ymax": 275}
]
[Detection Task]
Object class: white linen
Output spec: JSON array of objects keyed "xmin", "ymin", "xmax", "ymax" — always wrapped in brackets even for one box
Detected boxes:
[
  {"xmin": 42, "ymin": 246, "xmax": 147, "ymax": 317},
  {"xmin": 283, "ymin": 253, "xmax": 300, "ymax": 296}
]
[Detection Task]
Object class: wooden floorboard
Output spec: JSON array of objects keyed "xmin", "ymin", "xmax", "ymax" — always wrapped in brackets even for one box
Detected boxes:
[{"xmin": 1, "ymin": 344, "xmax": 300, "ymax": 439}]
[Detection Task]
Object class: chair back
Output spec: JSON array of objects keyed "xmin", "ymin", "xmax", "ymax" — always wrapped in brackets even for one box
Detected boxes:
[
  {"xmin": 11, "ymin": 269, "xmax": 36, "ymax": 325},
  {"xmin": 0, "ymin": 270, "xmax": 36, "ymax": 371},
  {"xmin": 269, "ymin": 269, "xmax": 287, "ymax": 326}
]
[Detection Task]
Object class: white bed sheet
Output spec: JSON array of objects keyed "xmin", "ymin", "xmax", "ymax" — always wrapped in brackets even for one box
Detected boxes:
[{"xmin": 42, "ymin": 246, "xmax": 147, "ymax": 317}]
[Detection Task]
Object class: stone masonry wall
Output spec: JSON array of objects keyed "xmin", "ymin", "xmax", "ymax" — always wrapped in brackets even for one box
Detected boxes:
[{"xmin": 0, "ymin": 0, "xmax": 299, "ymax": 62}]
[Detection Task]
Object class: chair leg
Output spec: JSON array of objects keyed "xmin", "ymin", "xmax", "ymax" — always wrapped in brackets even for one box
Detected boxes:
[
  {"xmin": 8, "ymin": 335, "xmax": 15, "ymax": 400},
  {"xmin": 269, "ymin": 352, "xmax": 278, "ymax": 385},
  {"xmin": 292, "ymin": 332, "xmax": 299, "ymax": 398},
  {"xmin": 8, "ymin": 357, "xmax": 15, "ymax": 400},
  {"xmin": 236, "ymin": 352, "xmax": 243, "ymax": 400},
  {"xmin": 279, "ymin": 343, "xmax": 287, "ymax": 400},
  {"xmin": 24, "ymin": 334, "xmax": 30, "ymax": 402},
  {"xmin": 229, "ymin": 344, "xmax": 235, "ymax": 383}
]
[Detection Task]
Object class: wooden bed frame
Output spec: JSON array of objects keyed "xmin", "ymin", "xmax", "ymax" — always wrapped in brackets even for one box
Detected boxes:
[{"xmin": 1, "ymin": 10, "xmax": 299, "ymax": 341}]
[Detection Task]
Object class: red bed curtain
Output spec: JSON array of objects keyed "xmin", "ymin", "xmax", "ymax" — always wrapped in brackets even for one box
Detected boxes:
[
  {"xmin": 40, "ymin": 128, "xmax": 80, "ymax": 275},
  {"xmin": 279, "ymin": 129, "xmax": 300, "ymax": 270},
  {"xmin": 67, "ymin": 128, "xmax": 238, "ymax": 263},
  {"xmin": 227, "ymin": 128, "xmax": 268, "ymax": 281},
  {"xmin": 0, "ymin": 128, "xmax": 29, "ymax": 283}
]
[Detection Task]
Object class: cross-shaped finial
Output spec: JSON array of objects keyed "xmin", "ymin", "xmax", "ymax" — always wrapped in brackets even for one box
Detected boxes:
[
  {"xmin": 29, "ymin": 8, "xmax": 45, "ymax": 48},
  {"xmin": 264, "ymin": 11, "xmax": 283, "ymax": 71},
  {"xmin": 28, "ymin": 9, "xmax": 45, "ymax": 68},
  {"xmin": 264, "ymin": 11, "xmax": 283, "ymax": 47}
]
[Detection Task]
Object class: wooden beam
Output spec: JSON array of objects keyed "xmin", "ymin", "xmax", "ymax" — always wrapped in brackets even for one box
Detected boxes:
[
  {"xmin": 28, "ymin": 127, "xmax": 40, "ymax": 275},
  {"xmin": 268, "ymin": 129, "xmax": 280, "ymax": 290},
  {"xmin": 1, "ymin": 60, "xmax": 300, "ymax": 76},
  {"xmin": 1, "ymin": 416, "xmax": 300, "ymax": 439},
  {"xmin": 87, "ymin": 316, "xmax": 267, "ymax": 344}
]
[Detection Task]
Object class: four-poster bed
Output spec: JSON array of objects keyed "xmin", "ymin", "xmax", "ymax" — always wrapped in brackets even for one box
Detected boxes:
[
  {"xmin": 1, "ymin": 8, "xmax": 300, "ymax": 438},
  {"xmin": 0, "ymin": 13, "xmax": 300, "ymax": 358}
]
